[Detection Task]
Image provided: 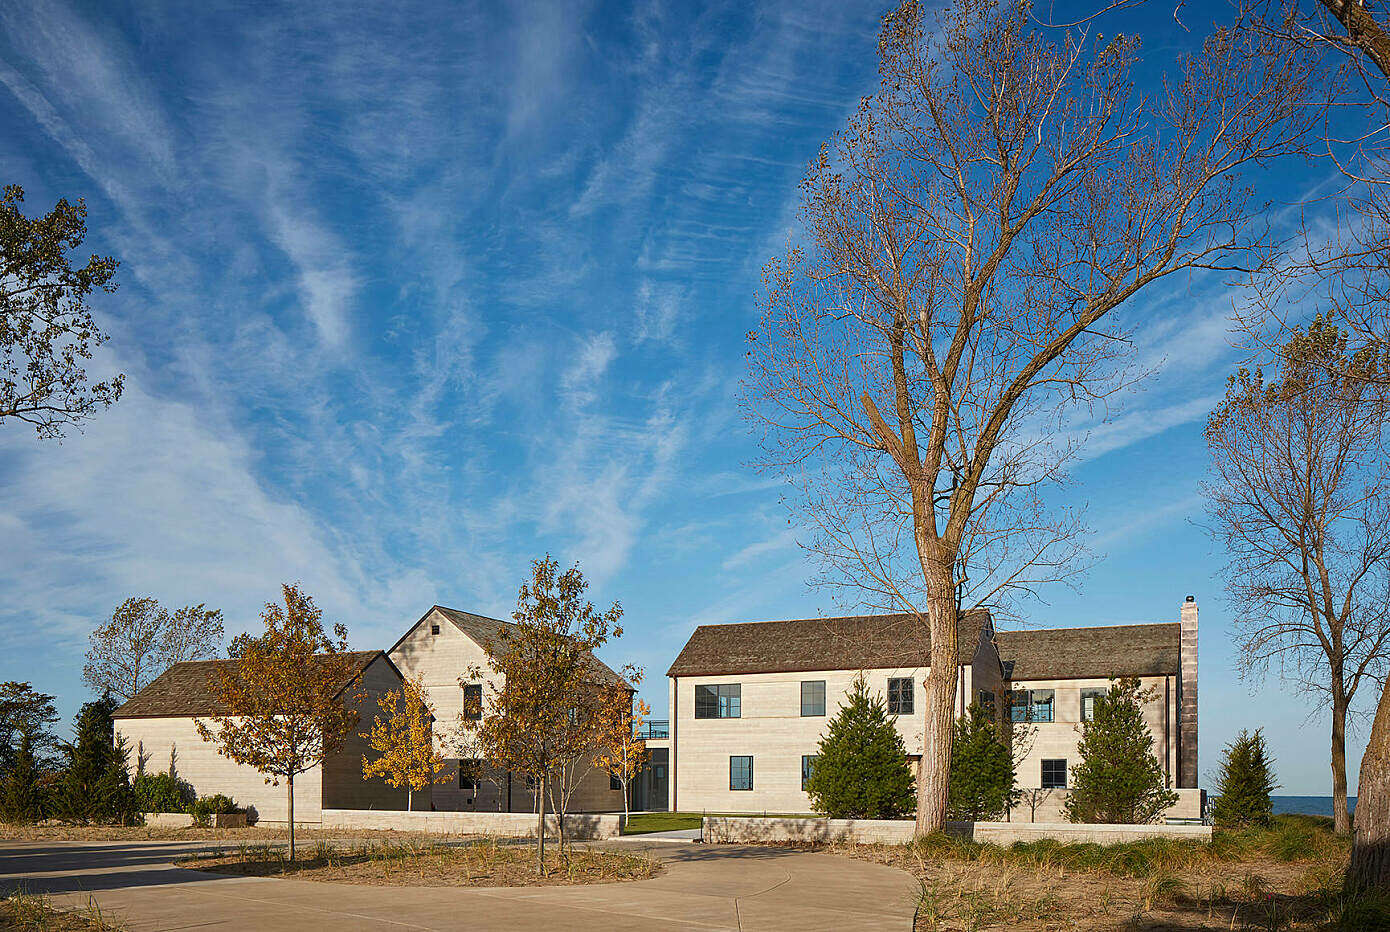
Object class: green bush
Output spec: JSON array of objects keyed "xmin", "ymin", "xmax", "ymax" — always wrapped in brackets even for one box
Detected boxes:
[
  {"xmin": 50, "ymin": 696, "xmax": 136, "ymax": 824},
  {"xmin": 191, "ymin": 794, "xmax": 240, "ymax": 826},
  {"xmin": 1064, "ymin": 678, "xmax": 1177, "ymax": 825},
  {"xmin": 803, "ymin": 674, "xmax": 916, "ymax": 819},
  {"xmin": 1210, "ymin": 728, "xmax": 1277, "ymax": 828},
  {"xmin": 947, "ymin": 702, "xmax": 1017, "ymax": 820},
  {"xmin": 132, "ymin": 772, "xmax": 196, "ymax": 814}
]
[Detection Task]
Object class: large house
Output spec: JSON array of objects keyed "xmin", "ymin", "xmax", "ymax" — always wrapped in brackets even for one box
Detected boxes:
[
  {"xmin": 661, "ymin": 598, "xmax": 1201, "ymax": 820},
  {"xmin": 113, "ymin": 651, "xmax": 408, "ymax": 824},
  {"xmin": 114, "ymin": 604, "xmax": 629, "ymax": 823}
]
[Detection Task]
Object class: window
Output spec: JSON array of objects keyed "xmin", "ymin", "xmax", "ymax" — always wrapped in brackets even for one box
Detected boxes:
[
  {"xmin": 1041, "ymin": 759, "xmax": 1067, "ymax": 789},
  {"xmin": 730, "ymin": 755, "xmax": 753, "ymax": 791},
  {"xmin": 1009, "ymin": 689, "xmax": 1055, "ymax": 723},
  {"xmin": 887, "ymin": 677, "xmax": 914, "ymax": 715},
  {"xmin": 801, "ymin": 755, "xmax": 816, "ymax": 791},
  {"xmin": 459, "ymin": 759, "xmax": 477, "ymax": 791},
  {"xmin": 801, "ymin": 680, "xmax": 826, "ymax": 717},
  {"xmin": 695, "ymin": 684, "xmax": 741, "ymax": 719},
  {"xmin": 978, "ymin": 690, "xmax": 995, "ymax": 714},
  {"xmin": 462, "ymin": 684, "xmax": 482, "ymax": 721},
  {"xmin": 610, "ymin": 773, "xmax": 622, "ymax": 791},
  {"xmin": 431, "ymin": 623, "xmax": 441, "ymax": 635},
  {"xmin": 1080, "ymin": 688, "xmax": 1107, "ymax": 722}
]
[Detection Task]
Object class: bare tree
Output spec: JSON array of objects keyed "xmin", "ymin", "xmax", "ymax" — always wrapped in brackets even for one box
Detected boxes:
[
  {"xmin": 744, "ymin": 0, "xmax": 1314, "ymax": 835},
  {"xmin": 83, "ymin": 597, "xmax": 225, "ymax": 703},
  {"xmin": 1203, "ymin": 319, "xmax": 1390, "ymax": 835}
]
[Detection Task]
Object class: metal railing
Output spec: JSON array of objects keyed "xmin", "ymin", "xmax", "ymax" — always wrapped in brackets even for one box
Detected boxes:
[{"xmin": 634, "ymin": 719, "xmax": 669, "ymax": 739}]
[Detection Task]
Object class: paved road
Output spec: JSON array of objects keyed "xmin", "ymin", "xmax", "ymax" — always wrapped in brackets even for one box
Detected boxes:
[{"xmin": 0, "ymin": 837, "xmax": 917, "ymax": 930}]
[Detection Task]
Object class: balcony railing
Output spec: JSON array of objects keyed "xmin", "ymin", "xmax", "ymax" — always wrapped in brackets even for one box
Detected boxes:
[{"xmin": 634, "ymin": 719, "xmax": 669, "ymax": 740}]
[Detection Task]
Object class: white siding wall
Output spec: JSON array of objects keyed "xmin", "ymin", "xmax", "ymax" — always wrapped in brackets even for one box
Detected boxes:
[
  {"xmin": 387, "ymin": 608, "xmax": 625, "ymax": 814},
  {"xmin": 115, "ymin": 716, "xmax": 324, "ymax": 824}
]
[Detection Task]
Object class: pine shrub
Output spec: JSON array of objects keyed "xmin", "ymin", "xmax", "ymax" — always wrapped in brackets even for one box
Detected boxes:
[
  {"xmin": 947, "ymin": 701, "xmax": 1017, "ymax": 820},
  {"xmin": 1, "ymin": 730, "xmax": 44, "ymax": 823},
  {"xmin": 1210, "ymin": 729, "xmax": 1277, "ymax": 827},
  {"xmin": 51, "ymin": 695, "xmax": 136, "ymax": 824},
  {"xmin": 1064, "ymin": 678, "xmax": 1177, "ymax": 825},
  {"xmin": 803, "ymin": 674, "xmax": 916, "ymax": 819}
]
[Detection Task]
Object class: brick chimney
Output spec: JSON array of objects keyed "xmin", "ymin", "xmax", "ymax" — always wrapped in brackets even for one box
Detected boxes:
[{"xmin": 1178, "ymin": 595, "xmax": 1199, "ymax": 788}]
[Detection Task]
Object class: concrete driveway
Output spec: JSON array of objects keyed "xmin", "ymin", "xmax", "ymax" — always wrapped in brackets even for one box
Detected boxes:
[{"xmin": 0, "ymin": 837, "xmax": 917, "ymax": 930}]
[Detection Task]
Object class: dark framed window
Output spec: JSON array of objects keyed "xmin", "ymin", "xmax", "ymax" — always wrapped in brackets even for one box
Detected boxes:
[
  {"xmin": 459, "ymin": 759, "xmax": 477, "ymax": 791},
  {"xmin": 730, "ymin": 755, "xmax": 753, "ymax": 791},
  {"xmin": 1010, "ymin": 689, "xmax": 1055, "ymax": 723},
  {"xmin": 801, "ymin": 755, "xmax": 816, "ymax": 791},
  {"xmin": 1080, "ymin": 688, "xmax": 1108, "ymax": 722},
  {"xmin": 462, "ymin": 683, "xmax": 483, "ymax": 721},
  {"xmin": 887, "ymin": 677, "xmax": 914, "ymax": 715},
  {"xmin": 695, "ymin": 684, "xmax": 741, "ymax": 719},
  {"xmin": 978, "ymin": 690, "xmax": 995, "ymax": 714},
  {"xmin": 610, "ymin": 773, "xmax": 622, "ymax": 791},
  {"xmin": 1041, "ymin": 759, "xmax": 1067, "ymax": 789},
  {"xmin": 801, "ymin": 680, "xmax": 826, "ymax": 717},
  {"xmin": 431, "ymin": 623, "xmax": 441, "ymax": 635}
]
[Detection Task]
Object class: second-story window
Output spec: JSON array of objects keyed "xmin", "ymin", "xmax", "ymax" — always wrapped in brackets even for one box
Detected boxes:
[
  {"xmin": 462, "ymin": 683, "xmax": 482, "ymax": 721},
  {"xmin": 887, "ymin": 677, "xmax": 914, "ymax": 715},
  {"xmin": 1010, "ymin": 689, "xmax": 1055, "ymax": 723},
  {"xmin": 801, "ymin": 680, "xmax": 826, "ymax": 716},
  {"xmin": 1080, "ymin": 688, "xmax": 1108, "ymax": 722},
  {"xmin": 695, "ymin": 684, "xmax": 741, "ymax": 719}
]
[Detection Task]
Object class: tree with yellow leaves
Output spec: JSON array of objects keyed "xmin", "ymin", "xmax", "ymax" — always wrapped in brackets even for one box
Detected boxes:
[
  {"xmin": 195, "ymin": 584, "xmax": 363, "ymax": 861},
  {"xmin": 362, "ymin": 673, "xmax": 447, "ymax": 811},
  {"xmin": 593, "ymin": 668, "xmax": 649, "ymax": 823}
]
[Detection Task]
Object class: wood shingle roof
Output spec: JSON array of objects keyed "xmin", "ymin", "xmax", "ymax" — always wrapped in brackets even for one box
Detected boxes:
[
  {"xmin": 994, "ymin": 623, "xmax": 1180, "ymax": 681},
  {"xmin": 666, "ymin": 610, "xmax": 993, "ymax": 678},
  {"xmin": 112, "ymin": 651, "xmax": 384, "ymax": 718},
  {"xmin": 430, "ymin": 606, "xmax": 630, "ymax": 689}
]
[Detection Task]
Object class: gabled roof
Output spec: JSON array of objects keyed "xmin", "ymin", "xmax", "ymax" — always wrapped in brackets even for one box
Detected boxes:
[
  {"xmin": 995, "ymin": 623, "xmax": 1180, "ymax": 681},
  {"xmin": 112, "ymin": 651, "xmax": 387, "ymax": 719},
  {"xmin": 666, "ymin": 610, "xmax": 993, "ymax": 678},
  {"xmin": 410, "ymin": 605, "xmax": 630, "ymax": 690}
]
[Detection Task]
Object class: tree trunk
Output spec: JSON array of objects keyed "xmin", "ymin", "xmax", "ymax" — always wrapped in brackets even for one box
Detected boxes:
[
  {"xmin": 536, "ymin": 772, "xmax": 546, "ymax": 875},
  {"xmin": 914, "ymin": 554, "xmax": 959, "ymax": 838},
  {"xmin": 1334, "ymin": 692, "xmax": 1352, "ymax": 835},
  {"xmin": 407, "ymin": 788, "xmax": 413, "ymax": 812},
  {"xmin": 1350, "ymin": 671, "xmax": 1390, "ymax": 891},
  {"xmin": 287, "ymin": 774, "xmax": 295, "ymax": 862}
]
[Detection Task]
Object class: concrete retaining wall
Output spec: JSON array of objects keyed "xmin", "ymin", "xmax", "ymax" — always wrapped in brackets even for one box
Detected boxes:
[
  {"xmin": 143, "ymin": 812, "xmax": 194, "ymax": 828},
  {"xmin": 702, "ymin": 816, "xmax": 1211, "ymax": 846},
  {"xmin": 320, "ymin": 809, "xmax": 626, "ymax": 839}
]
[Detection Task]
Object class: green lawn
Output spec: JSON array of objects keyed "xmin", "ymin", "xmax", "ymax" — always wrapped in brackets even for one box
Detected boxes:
[{"xmin": 621, "ymin": 811, "xmax": 818, "ymax": 835}]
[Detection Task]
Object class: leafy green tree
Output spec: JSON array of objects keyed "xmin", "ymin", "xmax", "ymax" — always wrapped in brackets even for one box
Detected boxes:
[
  {"xmin": 132, "ymin": 771, "xmax": 196, "ymax": 814},
  {"xmin": 51, "ymin": 694, "xmax": 135, "ymax": 824},
  {"xmin": 1, "ymin": 730, "xmax": 44, "ymax": 823},
  {"xmin": 1, "ymin": 185, "xmax": 123, "ymax": 439},
  {"xmin": 0, "ymin": 681, "xmax": 59, "ymax": 776},
  {"xmin": 1064, "ymin": 678, "xmax": 1177, "ymax": 825},
  {"xmin": 947, "ymin": 702, "xmax": 1017, "ymax": 821},
  {"xmin": 804, "ymin": 675, "xmax": 916, "ymax": 819},
  {"xmin": 1210, "ymin": 729, "xmax": 1278, "ymax": 828}
]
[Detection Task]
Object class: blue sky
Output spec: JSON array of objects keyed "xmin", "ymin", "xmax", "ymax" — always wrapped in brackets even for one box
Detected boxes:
[{"xmin": 0, "ymin": 0, "xmax": 1366, "ymax": 795}]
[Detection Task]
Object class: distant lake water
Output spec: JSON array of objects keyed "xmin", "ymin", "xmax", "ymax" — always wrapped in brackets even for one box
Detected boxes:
[{"xmin": 1272, "ymin": 795, "xmax": 1355, "ymax": 817}]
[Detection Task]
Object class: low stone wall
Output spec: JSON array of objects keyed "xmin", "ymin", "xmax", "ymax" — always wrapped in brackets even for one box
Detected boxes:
[
  {"xmin": 702, "ymin": 816, "xmax": 1211, "ymax": 846},
  {"xmin": 1008, "ymin": 787, "xmax": 1204, "ymax": 823},
  {"xmin": 320, "ymin": 809, "xmax": 626, "ymax": 839},
  {"xmin": 143, "ymin": 812, "xmax": 194, "ymax": 828}
]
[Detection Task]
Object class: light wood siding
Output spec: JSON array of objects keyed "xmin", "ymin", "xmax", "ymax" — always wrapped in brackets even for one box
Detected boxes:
[
  {"xmin": 116, "ymin": 716, "xmax": 324, "ymax": 824},
  {"xmin": 387, "ymin": 607, "xmax": 624, "ymax": 813},
  {"xmin": 324, "ymin": 655, "xmax": 410, "ymax": 811}
]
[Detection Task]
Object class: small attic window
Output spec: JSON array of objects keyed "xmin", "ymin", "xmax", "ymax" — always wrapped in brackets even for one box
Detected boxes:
[{"xmin": 431, "ymin": 624, "xmax": 441, "ymax": 635}]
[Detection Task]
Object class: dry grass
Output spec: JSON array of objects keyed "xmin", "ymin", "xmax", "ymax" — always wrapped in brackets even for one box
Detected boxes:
[
  {"xmin": 0, "ymin": 890, "xmax": 124, "ymax": 931},
  {"xmin": 840, "ymin": 815, "xmax": 1390, "ymax": 931},
  {"xmin": 0, "ymin": 822, "xmax": 469, "ymax": 844},
  {"xmin": 178, "ymin": 837, "xmax": 662, "ymax": 887}
]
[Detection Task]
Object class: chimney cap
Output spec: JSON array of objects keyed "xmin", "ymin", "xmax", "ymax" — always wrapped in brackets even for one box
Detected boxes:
[{"xmin": 1185, "ymin": 595, "xmax": 1195, "ymax": 602}]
